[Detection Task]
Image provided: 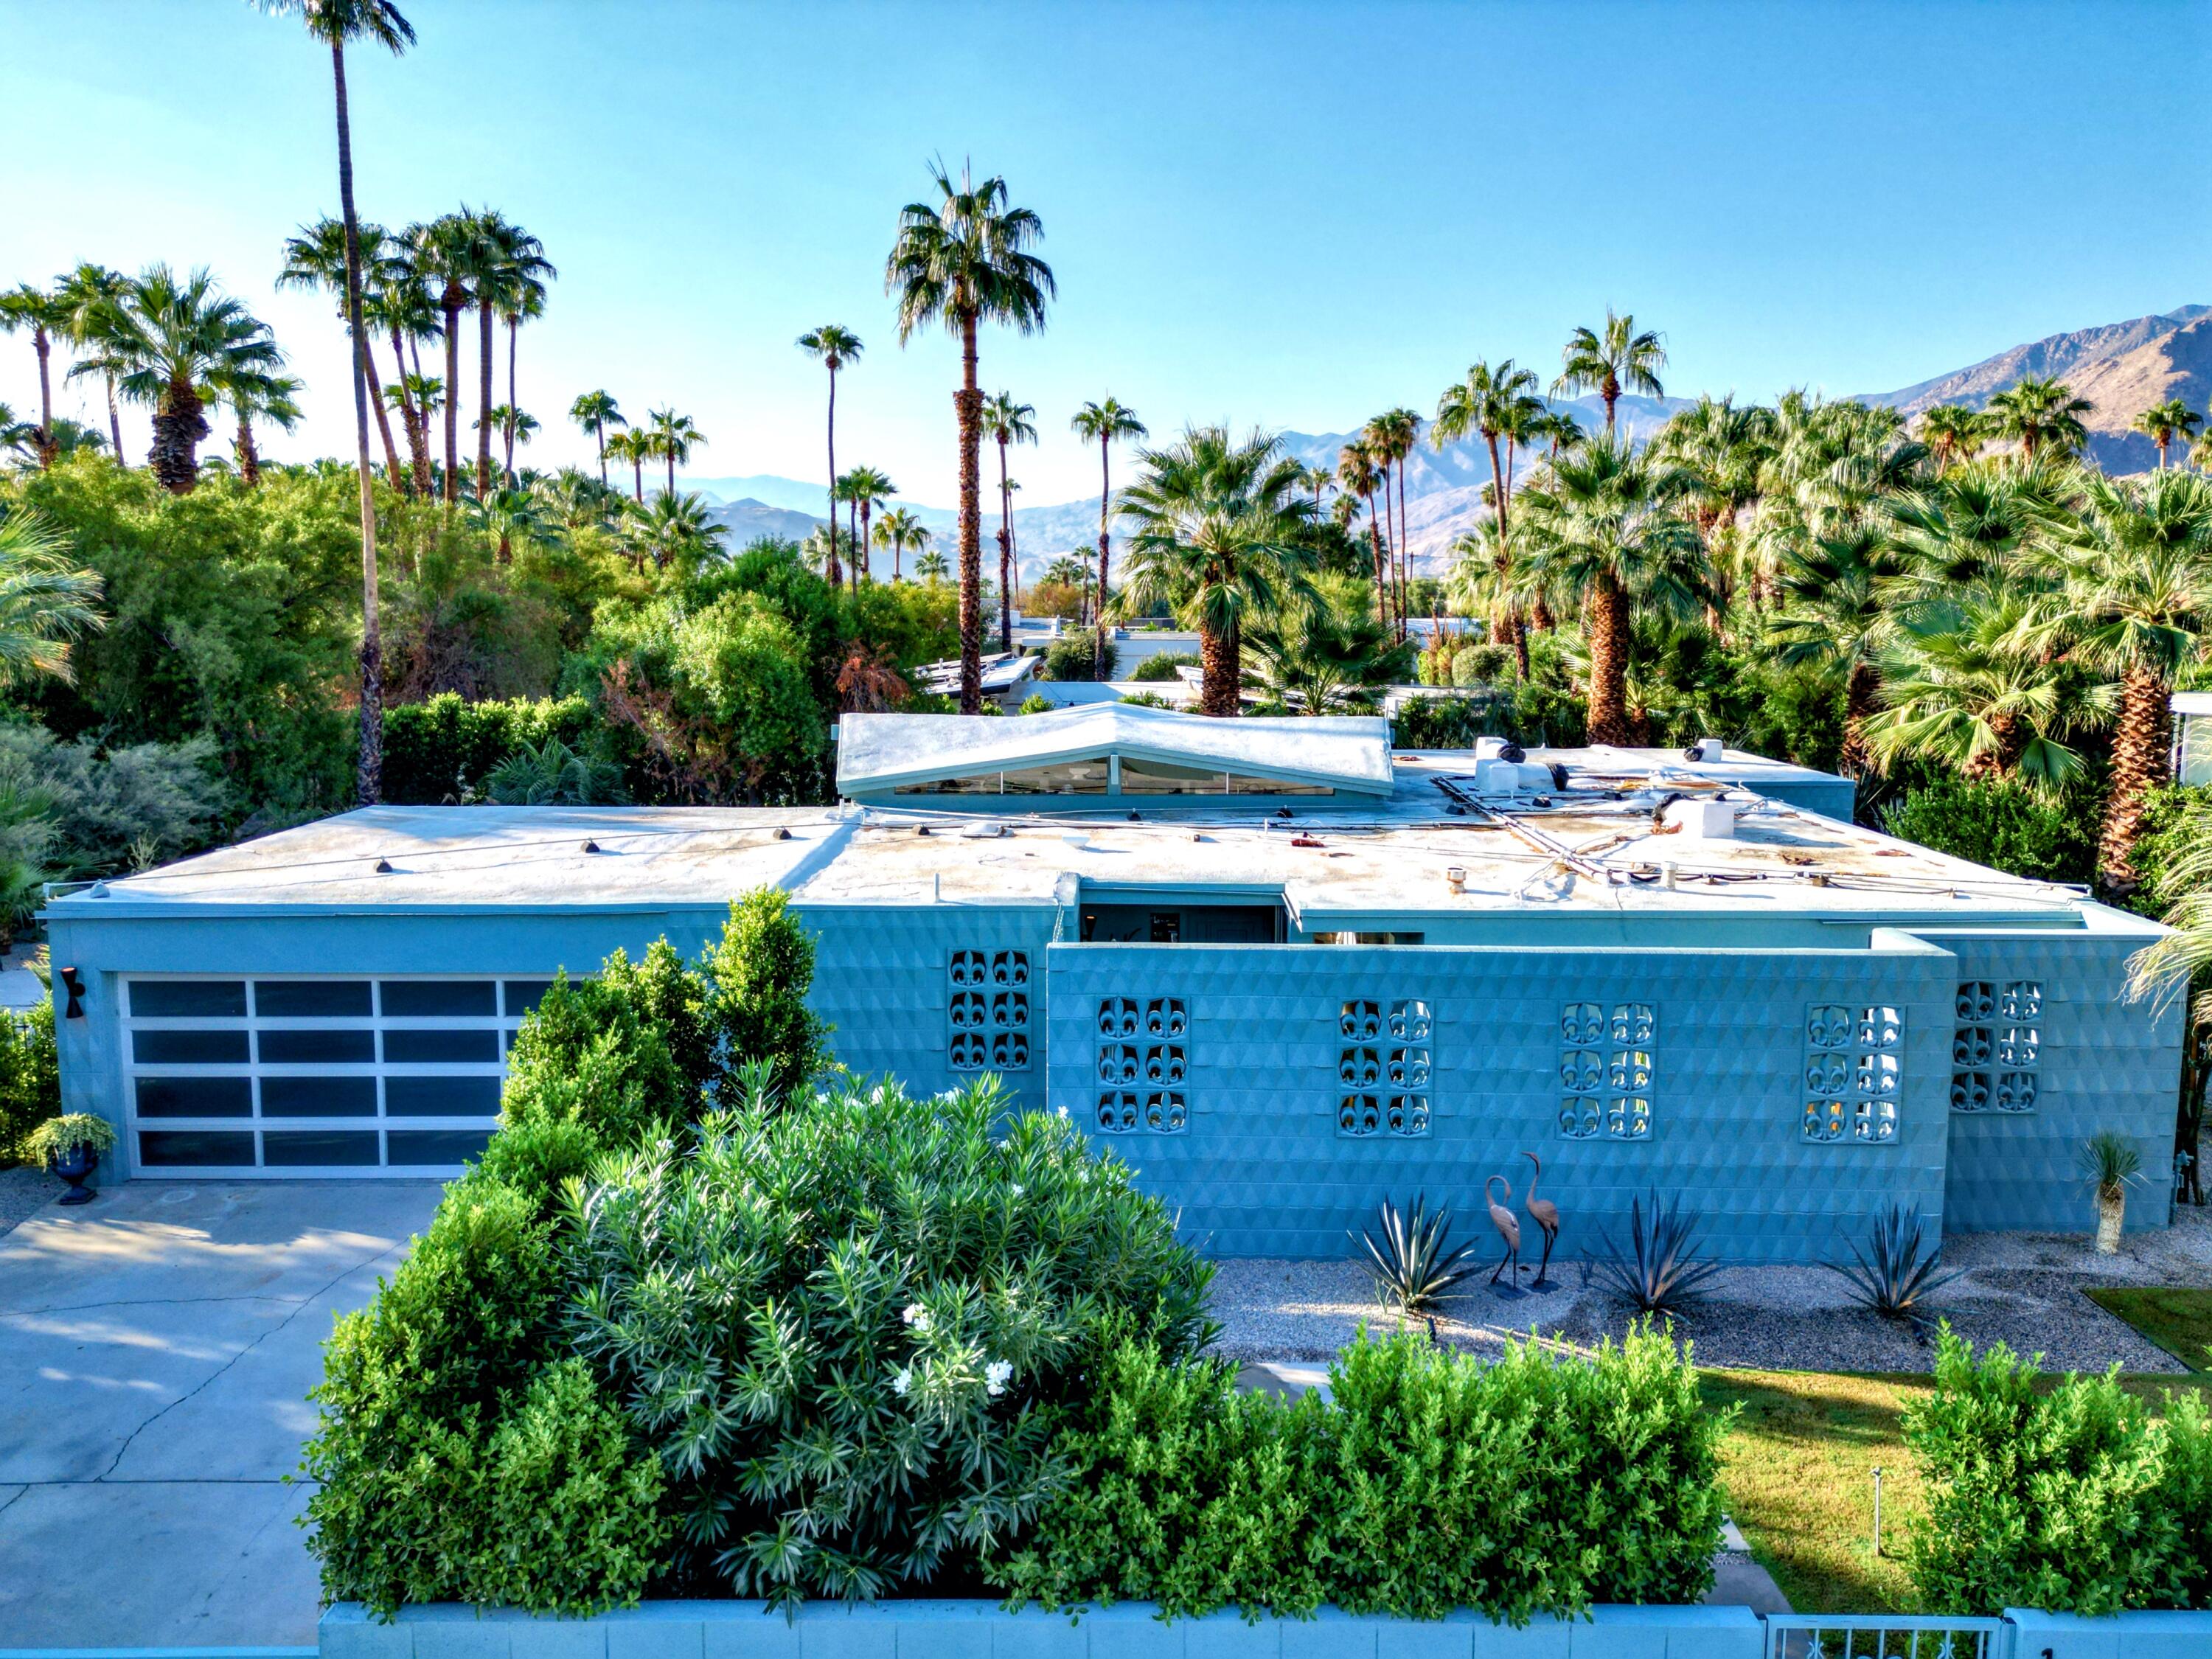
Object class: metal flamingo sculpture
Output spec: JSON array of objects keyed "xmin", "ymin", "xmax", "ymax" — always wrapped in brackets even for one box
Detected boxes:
[
  {"xmin": 1522, "ymin": 1151, "xmax": 1560, "ymax": 1287},
  {"xmin": 1485, "ymin": 1175, "xmax": 1521, "ymax": 1284}
]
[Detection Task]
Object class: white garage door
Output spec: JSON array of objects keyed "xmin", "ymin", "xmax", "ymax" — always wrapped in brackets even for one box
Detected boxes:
[{"xmin": 122, "ymin": 976, "xmax": 552, "ymax": 1175}]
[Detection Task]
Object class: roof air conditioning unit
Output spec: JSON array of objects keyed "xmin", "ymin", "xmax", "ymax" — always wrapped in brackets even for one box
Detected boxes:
[
  {"xmin": 1473, "ymin": 758, "xmax": 1554, "ymax": 796},
  {"xmin": 1661, "ymin": 798, "xmax": 1737, "ymax": 840},
  {"xmin": 1684, "ymin": 737, "xmax": 1723, "ymax": 762},
  {"xmin": 1473, "ymin": 737, "xmax": 1526, "ymax": 762}
]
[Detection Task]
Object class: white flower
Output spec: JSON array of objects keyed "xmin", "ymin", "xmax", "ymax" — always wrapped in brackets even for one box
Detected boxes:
[
  {"xmin": 891, "ymin": 1367, "xmax": 912, "ymax": 1397},
  {"xmin": 985, "ymin": 1360, "xmax": 1012, "ymax": 1397},
  {"xmin": 902, "ymin": 1303, "xmax": 930, "ymax": 1331},
  {"xmin": 1056, "ymin": 1105, "xmax": 1070, "ymax": 1120},
  {"xmin": 1011, "ymin": 1184, "xmax": 1024, "ymax": 1198}
]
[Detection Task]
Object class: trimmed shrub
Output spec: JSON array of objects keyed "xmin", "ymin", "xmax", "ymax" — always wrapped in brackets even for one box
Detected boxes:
[
  {"xmin": 564, "ymin": 1074, "xmax": 1217, "ymax": 1607},
  {"xmin": 698, "ymin": 888, "xmax": 827, "ymax": 1099},
  {"xmin": 1905, "ymin": 1328, "xmax": 2180, "ymax": 1615},
  {"xmin": 383, "ymin": 693, "xmax": 597, "ymax": 804},
  {"xmin": 1130, "ymin": 651, "xmax": 1197, "ymax": 683},
  {"xmin": 0, "ymin": 995, "xmax": 59, "ymax": 1165},
  {"xmin": 1882, "ymin": 777, "xmax": 2097, "ymax": 883},
  {"xmin": 992, "ymin": 1324, "xmax": 1728, "ymax": 1625},
  {"xmin": 1041, "ymin": 630, "xmax": 1117, "ymax": 681}
]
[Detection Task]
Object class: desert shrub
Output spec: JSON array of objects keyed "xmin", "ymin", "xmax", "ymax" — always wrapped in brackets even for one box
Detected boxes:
[
  {"xmin": 1015, "ymin": 692, "xmax": 1054, "ymax": 714},
  {"xmin": 1882, "ymin": 777, "xmax": 2098, "ymax": 883},
  {"xmin": 382, "ymin": 692, "xmax": 597, "ymax": 804},
  {"xmin": 563, "ymin": 1074, "xmax": 1216, "ymax": 1607},
  {"xmin": 1041, "ymin": 630, "xmax": 1117, "ymax": 681},
  {"xmin": 1450, "ymin": 643, "xmax": 1514, "ymax": 688},
  {"xmin": 1130, "ymin": 650, "xmax": 1197, "ymax": 683},
  {"xmin": 0, "ymin": 723, "xmax": 226, "ymax": 877},
  {"xmin": 1390, "ymin": 692, "xmax": 1508, "ymax": 749},
  {"xmin": 0, "ymin": 995, "xmax": 58, "ymax": 1164},
  {"xmin": 1904, "ymin": 1328, "xmax": 2178, "ymax": 1615},
  {"xmin": 992, "ymin": 1324, "xmax": 1725, "ymax": 1624},
  {"xmin": 988, "ymin": 1339, "xmax": 1334, "ymax": 1621},
  {"xmin": 2160, "ymin": 1390, "xmax": 2212, "ymax": 1607}
]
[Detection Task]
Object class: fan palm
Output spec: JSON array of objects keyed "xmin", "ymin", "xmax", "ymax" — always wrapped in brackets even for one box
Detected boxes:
[
  {"xmin": 886, "ymin": 161, "xmax": 1054, "ymax": 713},
  {"xmin": 1116, "ymin": 426, "xmax": 1320, "ymax": 717},
  {"xmin": 646, "ymin": 408, "xmax": 703, "ymax": 499},
  {"xmin": 1433, "ymin": 360, "xmax": 1545, "ymax": 667},
  {"xmin": 623, "ymin": 490, "xmax": 725, "ymax": 571},
  {"xmin": 1338, "ymin": 440, "xmax": 1390, "ymax": 632},
  {"xmin": 1554, "ymin": 308, "xmax": 1666, "ymax": 433},
  {"xmin": 408, "ymin": 209, "xmax": 495, "ymax": 503},
  {"xmin": 605, "ymin": 428, "xmax": 653, "ymax": 504},
  {"xmin": 480, "ymin": 404, "xmax": 537, "ymax": 481},
  {"xmin": 221, "ymin": 370, "xmax": 305, "ymax": 487},
  {"xmin": 873, "ymin": 506, "xmax": 928, "ymax": 582},
  {"xmin": 276, "ymin": 216, "xmax": 407, "ymax": 486},
  {"xmin": 362, "ymin": 237, "xmax": 439, "ymax": 493},
  {"xmin": 1242, "ymin": 574, "xmax": 1413, "ymax": 712},
  {"xmin": 1917, "ymin": 403, "xmax": 1986, "ymax": 470},
  {"xmin": 55, "ymin": 263, "xmax": 130, "ymax": 463},
  {"xmin": 981, "ymin": 393, "xmax": 1036, "ymax": 646},
  {"xmin": 914, "ymin": 547, "xmax": 950, "ymax": 582},
  {"xmin": 493, "ymin": 268, "xmax": 549, "ymax": 484},
  {"xmin": 2030, "ymin": 468, "xmax": 2212, "ymax": 885},
  {"xmin": 467, "ymin": 484, "xmax": 547, "ymax": 563},
  {"xmin": 569, "ymin": 391, "xmax": 624, "ymax": 487},
  {"xmin": 1529, "ymin": 407, "xmax": 1586, "ymax": 462},
  {"xmin": 1363, "ymin": 408, "xmax": 1421, "ymax": 636},
  {"xmin": 1512, "ymin": 433, "xmax": 1707, "ymax": 744},
  {"xmin": 1986, "ymin": 375, "xmax": 2093, "ymax": 465},
  {"xmin": 796, "ymin": 324, "xmax": 863, "ymax": 540},
  {"xmin": 465, "ymin": 212, "xmax": 552, "ymax": 495},
  {"xmin": 2134, "ymin": 398, "xmax": 2203, "ymax": 470},
  {"xmin": 1766, "ymin": 521, "xmax": 1910, "ymax": 776},
  {"xmin": 0, "ymin": 512, "xmax": 105, "ymax": 684},
  {"xmin": 1069, "ymin": 396, "xmax": 1147, "ymax": 675},
  {"xmin": 844, "ymin": 465, "xmax": 897, "ymax": 589},
  {"xmin": 69, "ymin": 265, "xmax": 282, "ymax": 493},
  {"xmin": 0, "ymin": 284, "xmax": 72, "ymax": 470}
]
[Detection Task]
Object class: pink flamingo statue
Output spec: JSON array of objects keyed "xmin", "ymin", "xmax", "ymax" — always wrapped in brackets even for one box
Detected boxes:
[
  {"xmin": 1521, "ymin": 1152, "xmax": 1559, "ymax": 1287},
  {"xmin": 1485, "ymin": 1175, "xmax": 1521, "ymax": 1284}
]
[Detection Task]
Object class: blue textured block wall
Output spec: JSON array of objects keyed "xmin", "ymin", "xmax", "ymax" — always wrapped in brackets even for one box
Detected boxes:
[{"xmin": 1042, "ymin": 936, "xmax": 1956, "ymax": 1262}]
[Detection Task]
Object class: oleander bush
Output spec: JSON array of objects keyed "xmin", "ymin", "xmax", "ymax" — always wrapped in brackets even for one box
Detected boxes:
[
  {"xmin": 1905, "ymin": 1327, "xmax": 2212, "ymax": 1614},
  {"xmin": 990, "ymin": 1322, "xmax": 1730, "ymax": 1625}
]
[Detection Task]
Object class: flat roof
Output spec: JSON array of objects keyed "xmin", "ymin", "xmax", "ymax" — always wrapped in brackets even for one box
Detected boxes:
[{"xmin": 46, "ymin": 751, "xmax": 2126, "ymax": 933}]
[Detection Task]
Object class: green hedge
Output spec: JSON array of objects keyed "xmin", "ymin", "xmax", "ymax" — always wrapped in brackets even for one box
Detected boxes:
[
  {"xmin": 1905, "ymin": 1327, "xmax": 2212, "ymax": 1614},
  {"xmin": 0, "ymin": 996, "xmax": 58, "ymax": 1165},
  {"xmin": 1881, "ymin": 777, "xmax": 2098, "ymax": 883},
  {"xmin": 989, "ymin": 1322, "xmax": 1730, "ymax": 1624},
  {"xmin": 382, "ymin": 694, "xmax": 597, "ymax": 804}
]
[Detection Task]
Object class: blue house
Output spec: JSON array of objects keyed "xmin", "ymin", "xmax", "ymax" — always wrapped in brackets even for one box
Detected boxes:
[{"xmin": 43, "ymin": 705, "xmax": 2179, "ymax": 1260}]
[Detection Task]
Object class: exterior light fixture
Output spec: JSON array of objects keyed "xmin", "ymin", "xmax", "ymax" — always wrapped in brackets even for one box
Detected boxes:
[{"xmin": 58, "ymin": 966, "xmax": 85, "ymax": 1019}]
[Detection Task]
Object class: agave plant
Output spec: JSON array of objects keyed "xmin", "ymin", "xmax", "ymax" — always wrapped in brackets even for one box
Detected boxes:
[
  {"xmin": 1354, "ymin": 1194, "xmax": 1480, "ymax": 1317},
  {"xmin": 482, "ymin": 737, "xmax": 622, "ymax": 806},
  {"xmin": 1595, "ymin": 1189, "xmax": 1725, "ymax": 1315},
  {"xmin": 1827, "ymin": 1202, "xmax": 1962, "ymax": 1324}
]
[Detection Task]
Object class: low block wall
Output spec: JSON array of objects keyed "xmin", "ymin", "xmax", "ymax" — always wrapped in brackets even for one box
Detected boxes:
[
  {"xmin": 2003, "ymin": 1607, "xmax": 2212, "ymax": 1659},
  {"xmin": 320, "ymin": 1601, "xmax": 1766, "ymax": 1659}
]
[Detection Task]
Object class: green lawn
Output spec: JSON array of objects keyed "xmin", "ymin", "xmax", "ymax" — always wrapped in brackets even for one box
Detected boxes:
[
  {"xmin": 1702, "ymin": 1368, "xmax": 2211, "ymax": 1615},
  {"xmin": 2084, "ymin": 1287, "xmax": 2212, "ymax": 1373}
]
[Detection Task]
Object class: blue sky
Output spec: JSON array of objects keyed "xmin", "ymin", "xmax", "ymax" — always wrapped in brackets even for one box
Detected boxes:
[{"xmin": 1, "ymin": 1, "xmax": 2203, "ymax": 507}]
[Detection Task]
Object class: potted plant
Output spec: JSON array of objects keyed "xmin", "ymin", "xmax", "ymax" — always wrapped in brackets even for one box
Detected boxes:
[
  {"xmin": 2081, "ymin": 1130, "xmax": 2144, "ymax": 1254},
  {"xmin": 23, "ymin": 1113, "xmax": 119, "ymax": 1206}
]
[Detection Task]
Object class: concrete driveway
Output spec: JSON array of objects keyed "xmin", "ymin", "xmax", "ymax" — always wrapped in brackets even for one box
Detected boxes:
[{"xmin": 0, "ymin": 1180, "xmax": 442, "ymax": 1646}]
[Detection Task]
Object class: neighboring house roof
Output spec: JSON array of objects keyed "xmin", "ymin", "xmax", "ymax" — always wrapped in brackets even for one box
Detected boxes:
[
  {"xmin": 913, "ymin": 652, "xmax": 1038, "ymax": 698},
  {"xmin": 835, "ymin": 703, "xmax": 1397, "ymax": 798}
]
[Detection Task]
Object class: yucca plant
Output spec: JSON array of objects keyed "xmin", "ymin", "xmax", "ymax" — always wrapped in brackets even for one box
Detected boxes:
[
  {"xmin": 1594, "ymin": 1189, "xmax": 1725, "ymax": 1315},
  {"xmin": 1827, "ymin": 1202, "xmax": 1962, "ymax": 1324},
  {"xmin": 2082, "ymin": 1129, "xmax": 2146, "ymax": 1254},
  {"xmin": 1353, "ymin": 1194, "xmax": 1479, "ymax": 1317}
]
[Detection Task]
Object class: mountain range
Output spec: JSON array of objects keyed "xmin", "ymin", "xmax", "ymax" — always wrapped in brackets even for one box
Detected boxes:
[{"xmin": 684, "ymin": 304, "xmax": 2211, "ymax": 576}]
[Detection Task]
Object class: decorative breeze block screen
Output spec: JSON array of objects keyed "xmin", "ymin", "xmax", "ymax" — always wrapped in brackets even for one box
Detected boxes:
[
  {"xmin": 1093, "ymin": 995, "xmax": 1187, "ymax": 1133},
  {"xmin": 1804, "ymin": 1003, "xmax": 1902, "ymax": 1143},
  {"xmin": 1338, "ymin": 998, "xmax": 1432, "ymax": 1137},
  {"xmin": 1559, "ymin": 1001, "xmax": 1654, "ymax": 1141},
  {"xmin": 948, "ymin": 950, "xmax": 1031, "ymax": 1072},
  {"xmin": 1949, "ymin": 980, "xmax": 2041, "ymax": 1113}
]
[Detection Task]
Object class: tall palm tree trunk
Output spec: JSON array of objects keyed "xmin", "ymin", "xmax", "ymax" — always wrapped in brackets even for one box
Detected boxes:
[
  {"xmin": 475, "ymin": 299, "xmax": 495, "ymax": 495},
  {"xmin": 594, "ymin": 424, "xmax": 607, "ymax": 487},
  {"xmin": 329, "ymin": 38, "xmax": 382, "ymax": 805},
  {"xmin": 858, "ymin": 501, "xmax": 874, "ymax": 584},
  {"xmin": 1483, "ymin": 431, "xmax": 1527, "ymax": 676},
  {"xmin": 1198, "ymin": 618, "xmax": 1239, "ymax": 717},
  {"xmin": 28, "ymin": 327, "xmax": 55, "ymax": 468},
  {"xmin": 235, "ymin": 415, "xmax": 262, "ymax": 487},
  {"xmin": 391, "ymin": 327, "xmax": 430, "ymax": 493},
  {"xmin": 955, "ymin": 311, "xmax": 984, "ymax": 714},
  {"xmin": 1394, "ymin": 459, "xmax": 1411, "ymax": 640},
  {"xmin": 102, "ymin": 372, "xmax": 123, "ymax": 466},
  {"xmin": 504, "ymin": 317, "xmax": 518, "ymax": 483},
  {"xmin": 360, "ymin": 335, "xmax": 404, "ymax": 490},
  {"xmin": 1839, "ymin": 660, "xmax": 1882, "ymax": 779},
  {"xmin": 667, "ymin": 446, "xmax": 678, "ymax": 501},
  {"xmin": 1093, "ymin": 439, "xmax": 1113, "ymax": 678},
  {"xmin": 824, "ymin": 364, "xmax": 838, "ymax": 566},
  {"xmin": 1585, "ymin": 572, "xmax": 1632, "ymax": 745},
  {"xmin": 150, "ymin": 381, "xmax": 209, "ymax": 493},
  {"xmin": 996, "ymin": 434, "xmax": 1014, "ymax": 655},
  {"xmin": 630, "ymin": 454, "xmax": 642, "ymax": 504},
  {"xmin": 440, "ymin": 294, "xmax": 463, "ymax": 502},
  {"xmin": 2099, "ymin": 665, "xmax": 2172, "ymax": 889},
  {"xmin": 1366, "ymin": 492, "xmax": 1387, "ymax": 632}
]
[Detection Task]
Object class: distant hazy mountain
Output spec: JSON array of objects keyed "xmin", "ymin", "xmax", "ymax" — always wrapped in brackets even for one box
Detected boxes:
[
  {"xmin": 1863, "ymin": 304, "xmax": 2212, "ymax": 473},
  {"xmin": 685, "ymin": 306, "xmax": 2212, "ymax": 578}
]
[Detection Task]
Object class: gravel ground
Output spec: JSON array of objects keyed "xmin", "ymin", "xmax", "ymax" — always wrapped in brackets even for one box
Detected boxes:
[
  {"xmin": 1211, "ymin": 1204, "xmax": 2212, "ymax": 1374},
  {"xmin": 0, "ymin": 1163, "xmax": 60, "ymax": 1239}
]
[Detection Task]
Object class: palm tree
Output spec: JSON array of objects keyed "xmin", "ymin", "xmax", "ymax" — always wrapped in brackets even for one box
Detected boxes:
[
  {"xmin": 1242, "ymin": 574, "xmax": 1413, "ymax": 712},
  {"xmin": 1365, "ymin": 408, "xmax": 1421, "ymax": 637},
  {"xmin": 874, "ymin": 505, "xmax": 927, "ymax": 582},
  {"xmin": 1917, "ymin": 403, "xmax": 1986, "ymax": 470},
  {"xmin": 275, "ymin": 217, "xmax": 407, "ymax": 487},
  {"xmin": 2196, "ymin": 426, "xmax": 2212, "ymax": 473},
  {"xmin": 463, "ymin": 211, "xmax": 552, "ymax": 496},
  {"xmin": 624, "ymin": 490, "xmax": 726, "ymax": 570},
  {"xmin": 1116, "ymin": 425, "xmax": 1320, "ymax": 716},
  {"xmin": 1986, "ymin": 375, "xmax": 2093, "ymax": 465},
  {"xmin": 2134, "ymin": 398, "xmax": 2204, "ymax": 470},
  {"xmin": 886, "ymin": 161, "xmax": 1054, "ymax": 713},
  {"xmin": 796, "ymin": 324, "xmax": 863, "ymax": 540},
  {"xmin": 605, "ymin": 428, "xmax": 652, "ymax": 504},
  {"xmin": 1766, "ymin": 521, "xmax": 1909, "ymax": 776},
  {"xmin": 1512, "ymin": 433, "xmax": 1706, "ymax": 744},
  {"xmin": 1553, "ymin": 308, "xmax": 1666, "ymax": 433},
  {"xmin": 843, "ymin": 464, "xmax": 896, "ymax": 591},
  {"xmin": 980, "ymin": 392, "xmax": 1036, "ymax": 647},
  {"xmin": 222, "ymin": 370, "xmax": 305, "ymax": 486},
  {"xmin": 646, "ymin": 408, "xmax": 703, "ymax": 498},
  {"xmin": 2035, "ymin": 468, "xmax": 2212, "ymax": 886},
  {"xmin": 1068, "ymin": 397, "xmax": 1147, "ymax": 676},
  {"xmin": 55, "ymin": 263, "xmax": 130, "ymax": 463},
  {"xmin": 1529, "ymin": 407, "xmax": 1586, "ymax": 463},
  {"xmin": 1653, "ymin": 394, "xmax": 1778, "ymax": 622},
  {"xmin": 914, "ymin": 547, "xmax": 950, "ymax": 583},
  {"xmin": 569, "ymin": 391, "xmax": 624, "ymax": 487},
  {"xmin": 0, "ymin": 284, "xmax": 71, "ymax": 470},
  {"xmin": 69, "ymin": 265, "xmax": 282, "ymax": 492},
  {"xmin": 362, "ymin": 234, "xmax": 438, "ymax": 493},
  {"xmin": 0, "ymin": 511, "xmax": 105, "ymax": 684},
  {"xmin": 1338, "ymin": 440, "xmax": 1389, "ymax": 633},
  {"xmin": 409, "ymin": 209, "xmax": 494, "ymax": 504},
  {"xmin": 1433, "ymin": 360, "xmax": 1545, "ymax": 671},
  {"xmin": 493, "ymin": 263, "xmax": 550, "ymax": 484},
  {"xmin": 480, "ymin": 405, "xmax": 536, "ymax": 480},
  {"xmin": 467, "ymin": 484, "xmax": 546, "ymax": 564}
]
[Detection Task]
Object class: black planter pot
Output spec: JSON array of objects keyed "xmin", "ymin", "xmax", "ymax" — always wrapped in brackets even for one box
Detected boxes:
[{"xmin": 52, "ymin": 1142, "xmax": 98, "ymax": 1206}]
